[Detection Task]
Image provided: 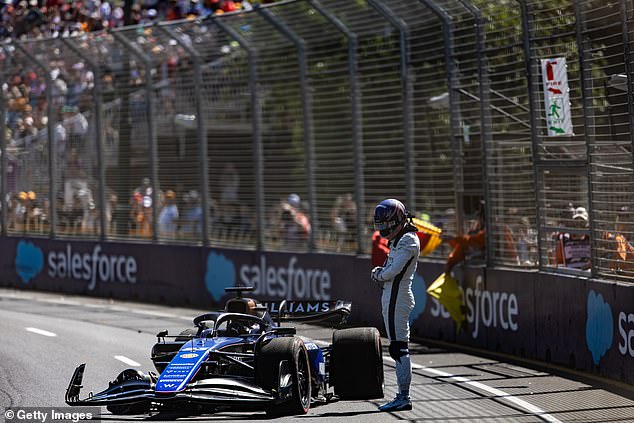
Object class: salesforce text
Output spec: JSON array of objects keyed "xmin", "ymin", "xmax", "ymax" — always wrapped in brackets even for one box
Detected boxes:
[
  {"xmin": 48, "ymin": 244, "xmax": 137, "ymax": 290},
  {"xmin": 431, "ymin": 276, "xmax": 519, "ymax": 338},
  {"xmin": 239, "ymin": 255, "xmax": 331, "ymax": 300}
]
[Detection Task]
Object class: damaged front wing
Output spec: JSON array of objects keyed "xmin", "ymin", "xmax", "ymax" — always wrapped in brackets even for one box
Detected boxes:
[{"xmin": 65, "ymin": 363, "xmax": 285, "ymax": 410}]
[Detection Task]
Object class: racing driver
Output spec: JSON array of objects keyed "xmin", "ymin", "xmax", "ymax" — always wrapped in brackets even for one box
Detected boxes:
[{"xmin": 371, "ymin": 198, "xmax": 420, "ymax": 412}]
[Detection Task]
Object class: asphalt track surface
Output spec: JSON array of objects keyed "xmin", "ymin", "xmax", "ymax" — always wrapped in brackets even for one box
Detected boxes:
[{"xmin": 2, "ymin": 289, "xmax": 634, "ymax": 422}]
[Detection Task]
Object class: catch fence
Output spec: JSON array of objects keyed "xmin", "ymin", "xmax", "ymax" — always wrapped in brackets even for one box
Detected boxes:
[{"xmin": 2, "ymin": 0, "xmax": 634, "ymax": 282}]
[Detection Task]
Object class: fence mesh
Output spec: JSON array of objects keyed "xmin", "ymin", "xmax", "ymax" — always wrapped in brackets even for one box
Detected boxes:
[{"xmin": 3, "ymin": 0, "xmax": 634, "ymax": 282}]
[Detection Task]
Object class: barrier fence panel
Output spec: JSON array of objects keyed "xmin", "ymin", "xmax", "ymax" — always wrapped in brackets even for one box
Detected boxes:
[
  {"xmin": 6, "ymin": 0, "xmax": 634, "ymax": 284},
  {"xmin": 319, "ymin": 0, "xmax": 409, "ymax": 254},
  {"xmin": 27, "ymin": 38, "xmax": 103, "ymax": 239},
  {"xmin": 470, "ymin": 0, "xmax": 537, "ymax": 267},
  {"xmin": 431, "ymin": 0, "xmax": 487, "ymax": 255},
  {"xmin": 522, "ymin": 0, "xmax": 593, "ymax": 275},
  {"xmin": 223, "ymin": 9, "xmax": 309, "ymax": 253},
  {"xmin": 4, "ymin": 41, "xmax": 54, "ymax": 237},
  {"xmin": 265, "ymin": 2, "xmax": 360, "ymax": 253},
  {"xmin": 0, "ymin": 45, "xmax": 9, "ymax": 235},
  {"xmin": 587, "ymin": 0, "xmax": 634, "ymax": 281},
  {"xmin": 119, "ymin": 25, "xmax": 203, "ymax": 244},
  {"xmin": 168, "ymin": 19, "xmax": 257, "ymax": 249},
  {"xmin": 380, "ymin": 0, "xmax": 457, "ymax": 259}
]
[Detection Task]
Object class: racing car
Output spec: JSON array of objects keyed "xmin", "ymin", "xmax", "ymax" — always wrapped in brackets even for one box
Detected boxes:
[{"xmin": 65, "ymin": 286, "xmax": 384, "ymax": 416}]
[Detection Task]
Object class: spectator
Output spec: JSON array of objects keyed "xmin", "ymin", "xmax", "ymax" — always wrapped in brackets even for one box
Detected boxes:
[
  {"xmin": 62, "ymin": 147, "xmax": 87, "ymax": 208},
  {"xmin": 181, "ymin": 190, "xmax": 203, "ymax": 239},
  {"xmin": 158, "ymin": 189, "xmax": 179, "ymax": 238},
  {"xmin": 278, "ymin": 193, "xmax": 311, "ymax": 248},
  {"xmin": 604, "ymin": 207, "xmax": 634, "ymax": 274},
  {"xmin": 0, "ymin": 0, "xmax": 260, "ymax": 41},
  {"xmin": 13, "ymin": 191, "xmax": 29, "ymax": 231},
  {"xmin": 552, "ymin": 206, "xmax": 591, "ymax": 270},
  {"xmin": 131, "ymin": 177, "xmax": 153, "ymax": 237},
  {"xmin": 26, "ymin": 190, "xmax": 43, "ymax": 232},
  {"xmin": 62, "ymin": 105, "xmax": 88, "ymax": 152},
  {"xmin": 330, "ymin": 192, "xmax": 357, "ymax": 252}
]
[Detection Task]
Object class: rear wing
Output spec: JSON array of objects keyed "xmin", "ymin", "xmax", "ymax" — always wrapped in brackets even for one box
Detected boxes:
[{"xmin": 261, "ymin": 300, "xmax": 351, "ymax": 325}]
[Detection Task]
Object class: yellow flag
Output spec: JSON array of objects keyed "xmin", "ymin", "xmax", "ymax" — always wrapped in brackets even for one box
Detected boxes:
[
  {"xmin": 412, "ymin": 217, "xmax": 443, "ymax": 257},
  {"xmin": 426, "ymin": 272, "xmax": 466, "ymax": 330}
]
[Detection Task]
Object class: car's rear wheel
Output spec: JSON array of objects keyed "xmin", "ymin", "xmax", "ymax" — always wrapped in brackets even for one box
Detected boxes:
[
  {"xmin": 331, "ymin": 327, "xmax": 384, "ymax": 400},
  {"xmin": 105, "ymin": 369, "xmax": 151, "ymax": 415},
  {"xmin": 256, "ymin": 336, "xmax": 311, "ymax": 416}
]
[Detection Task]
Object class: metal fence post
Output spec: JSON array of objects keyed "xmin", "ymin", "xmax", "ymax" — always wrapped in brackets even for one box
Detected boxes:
[
  {"xmin": 209, "ymin": 16, "xmax": 264, "ymax": 251},
  {"xmin": 518, "ymin": 0, "xmax": 544, "ymax": 268},
  {"xmin": 256, "ymin": 6, "xmax": 317, "ymax": 252},
  {"xmin": 61, "ymin": 37, "xmax": 107, "ymax": 241},
  {"xmin": 620, "ymin": 0, "xmax": 634, "ymax": 158},
  {"xmin": 0, "ymin": 46, "xmax": 7, "ymax": 236},
  {"xmin": 14, "ymin": 41, "xmax": 57, "ymax": 238},
  {"xmin": 456, "ymin": 0, "xmax": 494, "ymax": 265},
  {"xmin": 417, "ymin": 0, "xmax": 464, "ymax": 237},
  {"xmin": 111, "ymin": 31, "xmax": 160, "ymax": 242},
  {"xmin": 309, "ymin": 0, "xmax": 366, "ymax": 254},
  {"xmin": 159, "ymin": 25, "xmax": 210, "ymax": 247},
  {"xmin": 574, "ymin": 0, "xmax": 597, "ymax": 277},
  {"xmin": 367, "ymin": 0, "xmax": 415, "ymax": 210}
]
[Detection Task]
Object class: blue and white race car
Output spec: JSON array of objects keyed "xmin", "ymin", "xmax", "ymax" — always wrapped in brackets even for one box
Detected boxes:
[{"xmin": 65, "ymin": 287, "xmax": 384, "ymax": 416}]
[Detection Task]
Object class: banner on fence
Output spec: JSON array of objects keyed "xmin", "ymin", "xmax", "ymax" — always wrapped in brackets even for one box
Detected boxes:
[{"xmin": 541, "ymin": 57, "xmax": 573, "ymax": 136}]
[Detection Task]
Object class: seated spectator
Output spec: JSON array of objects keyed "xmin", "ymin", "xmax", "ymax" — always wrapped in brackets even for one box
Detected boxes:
[{"xmin": 552, "ymin": 206, "xmax": 591, "ymax": 270}]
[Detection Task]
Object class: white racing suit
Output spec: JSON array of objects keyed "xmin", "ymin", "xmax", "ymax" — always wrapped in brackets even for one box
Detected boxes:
[{"xmin": 371, "ymin": 229, "xmax": 420, "ymax": 396}]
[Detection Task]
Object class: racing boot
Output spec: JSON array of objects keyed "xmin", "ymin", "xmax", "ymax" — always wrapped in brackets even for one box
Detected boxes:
[{"xmin": 378, "ymin": 393, "xmax": 412, "ymax": 412}]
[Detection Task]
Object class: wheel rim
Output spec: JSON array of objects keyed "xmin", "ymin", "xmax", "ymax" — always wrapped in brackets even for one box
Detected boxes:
[{"xmin": 297, "ymin": 350, "xmax": 310, "ymax": 408}]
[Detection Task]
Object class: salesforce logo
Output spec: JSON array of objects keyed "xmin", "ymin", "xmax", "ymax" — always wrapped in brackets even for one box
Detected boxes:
[
  {"xmin": 410, "ymin": 273, "xmax": 426, "ymax": 324},
  {"xmin": 205, "ymin": 251, "xmax": 236, "ymax": 301},
  {"xmin": 15, "ymin": 240, "xmax": 44, "ymax": 284},
  {"xmin": 586, "ymin": 290, "xmax": 613, "ymax": 365}
]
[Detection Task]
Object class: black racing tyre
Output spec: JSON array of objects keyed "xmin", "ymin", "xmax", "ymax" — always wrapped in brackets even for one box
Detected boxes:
[
  {"xmin": 105, "ymin": 369, "xmax": 151, "ymax": 415},
  {"xmin": 255, "ymin": 336, "xmax": 311, "ymax": 416},
  {"xmin": 174, "ymin": 328, "xmax": 198, "ymax": 342},
  {"xmin": 331, "ymin": 327, "xmax": 384, "ymax": 400}
]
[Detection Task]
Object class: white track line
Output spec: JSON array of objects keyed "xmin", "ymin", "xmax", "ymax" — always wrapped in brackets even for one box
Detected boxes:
[
  {"xmin": 383, "ymin": 355, "xmax": 423, "ymax": 369},
  {"xmin": 25, "ymin": 327, "xmax": 57, "ymax": 337},
  {"xmin": 420, "ymin": 366, "xmax": 563, "ymax": 423},
  {"xmin": 0, "ymin": 291, "xmax": 192, "ymax": 321},
  {"xmin": 114, "ymin": 355, "xmax": 141, "ymax": 367}
]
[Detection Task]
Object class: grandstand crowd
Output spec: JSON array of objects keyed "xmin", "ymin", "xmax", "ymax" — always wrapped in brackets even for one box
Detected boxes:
[{"xmin": 0, "ymin": 0, "xmax": 276, "ymax": 40}]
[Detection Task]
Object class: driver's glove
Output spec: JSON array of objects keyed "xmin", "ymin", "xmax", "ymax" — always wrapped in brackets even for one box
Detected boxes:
[{"xmin": 371, "ymin": 266, "xmax": 384, "ymax": 288}]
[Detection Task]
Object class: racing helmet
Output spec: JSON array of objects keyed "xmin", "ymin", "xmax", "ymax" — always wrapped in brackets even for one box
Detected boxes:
[
  {"xmin": 226, "ymin": 298, "xmax": 257, "ymax": 316},
  {"xmin": 374, "ymin": 199, "xmax": 407, "ymax": 240}
]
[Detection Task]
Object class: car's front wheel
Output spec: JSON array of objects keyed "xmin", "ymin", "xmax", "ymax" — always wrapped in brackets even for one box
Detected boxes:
[
  {"xmin": 256, "ymin": 336, "xmax": 311, "ymax": 416},
  {"xmin": 105, "ymin": 369, "xmax": 151, "ymax": 415}
]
